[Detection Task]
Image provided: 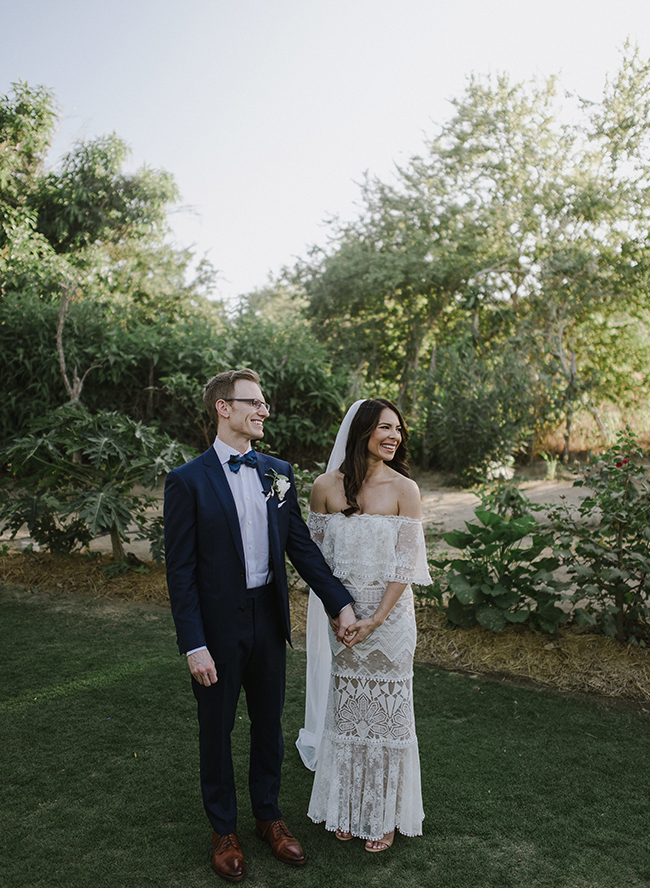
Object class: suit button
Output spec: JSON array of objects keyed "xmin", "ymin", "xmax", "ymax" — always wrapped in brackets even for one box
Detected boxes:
[
  {"xmin": 238, "ymin": 606, "xmax": 245, "ymax": 612},
  {"xmin": 240, "ymin": 571, "xmax": 245, "ymax": 577}
]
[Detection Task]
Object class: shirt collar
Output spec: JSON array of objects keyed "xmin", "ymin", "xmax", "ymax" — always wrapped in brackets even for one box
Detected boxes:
[{"xmin": 213, "ymin": 436, "xmax": 253, "ymax": 466}]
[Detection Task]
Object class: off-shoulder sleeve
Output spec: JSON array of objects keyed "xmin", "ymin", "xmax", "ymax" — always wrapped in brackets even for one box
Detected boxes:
[{"xmin": 388, "ymin": 518, "xmax": 432, "ymax": 586}]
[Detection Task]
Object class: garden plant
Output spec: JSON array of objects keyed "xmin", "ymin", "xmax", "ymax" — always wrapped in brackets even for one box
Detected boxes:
[
  {"xmin": 0, "ymin": 403, "xmax": 194, "ymax": 564},
  {"xmin": 548, "ymin": 428, "xmax": 650, "ymax": 644}
]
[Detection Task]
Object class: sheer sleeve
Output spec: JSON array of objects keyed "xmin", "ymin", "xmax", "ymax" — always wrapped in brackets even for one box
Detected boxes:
[
  {"xmin": 388, "ymin": 518, "xmax": 432, "ymax": 586},
  {"xmin": 307, "ymin": 510, "xmax": 328, "ymax": 548}
]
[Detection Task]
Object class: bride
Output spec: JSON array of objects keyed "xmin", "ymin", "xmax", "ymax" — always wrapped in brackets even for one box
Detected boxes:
[{"xmin": 296, "ymin": 398, "xmax": 431, "ymax": 852}]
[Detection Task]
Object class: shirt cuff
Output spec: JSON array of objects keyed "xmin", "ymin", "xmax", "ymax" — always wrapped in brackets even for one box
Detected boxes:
[{"xmin": 186, "ymin": 645, "xmax": 208, "ymax": 657}]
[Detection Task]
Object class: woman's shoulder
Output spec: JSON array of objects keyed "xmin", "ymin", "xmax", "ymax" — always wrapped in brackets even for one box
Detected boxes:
[
  {"xmin": 390, "ymin": 471, "xmax": 422, "ymax": 518},
  {"xmin": 310, "ymin": 469, "xmax": 345, "ymax": 513},
  {"xmin": 312, "ymin": 469, "xmax": 342, "ymax": 493}
]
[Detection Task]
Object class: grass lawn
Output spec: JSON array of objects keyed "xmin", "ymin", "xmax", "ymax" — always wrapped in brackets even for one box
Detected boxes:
[{"xmin": 1, "ymin": 583, "xmax": 649, "ymax": 888}]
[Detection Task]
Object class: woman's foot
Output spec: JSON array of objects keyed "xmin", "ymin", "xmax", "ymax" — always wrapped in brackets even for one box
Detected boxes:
[
  {"xmin": 365, "ymin": 831, "xmax": 395, "ymax": 853},
  {"xmin": 335, "ymin": 828, "xmax": 353, "ymax": 841}
]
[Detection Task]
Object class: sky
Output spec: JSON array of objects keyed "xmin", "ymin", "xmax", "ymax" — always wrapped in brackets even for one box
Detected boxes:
[{"xmin": 2, "ymin": 0, "xmax": 650, "ymax": 304}]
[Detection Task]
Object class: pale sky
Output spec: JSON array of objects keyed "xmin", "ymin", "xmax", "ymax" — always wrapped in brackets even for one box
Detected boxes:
[{"xmin": 2, "ymin": 0, "xmax": 649, "ymax": 303}]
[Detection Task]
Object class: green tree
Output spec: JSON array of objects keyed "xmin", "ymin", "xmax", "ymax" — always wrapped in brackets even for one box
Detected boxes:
[
  {"xmin": 0, "ymin": 81, "xmax": 225, "ymax": 440},
  {"xmin": 294, "ymin": 45, "xmax": 650, "ymax": 455}
]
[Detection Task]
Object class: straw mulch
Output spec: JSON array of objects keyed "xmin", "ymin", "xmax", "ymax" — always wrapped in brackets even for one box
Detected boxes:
[
  {"xmin": 3, "ymin": 551, "xmax": 649, "ymax": 705},
  {"xmin": 413, "ymin": 603, "xmax": 650, "ymax": 704},
  {"xmin": 0, "ymin": 551, "xmax": 170, "ymax": 607}
]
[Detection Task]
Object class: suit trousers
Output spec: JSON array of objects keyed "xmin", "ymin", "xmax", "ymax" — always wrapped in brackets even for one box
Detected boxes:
[{"xmin": 192, "ymin": 583, "xmax": 286, "ymax": 834}]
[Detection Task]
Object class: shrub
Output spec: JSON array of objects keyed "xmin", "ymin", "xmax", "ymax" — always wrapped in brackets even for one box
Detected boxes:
[
  {"xmin": 418, "ymin": 343, "xmax": 536, "ymax": 483},
  {"xmin": 433, "ymin": 506, "xmax": 570, "ymax": 633},
  {"xmin": 548, "ymin": 428, "xmax": 650, "ymax": 644},
  {"xmin": 0, "ymin": 404, "xmax": 194, "ymax": 561}
]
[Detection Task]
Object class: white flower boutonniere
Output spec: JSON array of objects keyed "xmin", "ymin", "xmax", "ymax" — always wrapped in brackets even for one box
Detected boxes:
[{"xmin": 264, "ymin": 468, "xmax": 291, "ymax": 503}]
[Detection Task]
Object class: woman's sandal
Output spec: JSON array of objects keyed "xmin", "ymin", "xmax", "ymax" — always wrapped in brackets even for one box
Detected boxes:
[
  {"xmin": 365, "ymin": 831, "xmax": 395, "ymax": 853},
  {"xmin": 335, "ymin": 828, "xmax": 353, "ymax": 841}
]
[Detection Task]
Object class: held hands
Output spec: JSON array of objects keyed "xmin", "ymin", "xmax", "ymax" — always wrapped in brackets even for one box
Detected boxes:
[
  {"xmin": 342, "ymin": 617, "xmax": 377, "ymax": 647},
  {"xmin": 187, "ymin": 649, "xmax": 218, "ymax": 686},
  {"xmin": 330, "ymin": 604, "xmax": 379, "ymax": 648},
  {"xmin": 331, "ymin": 603, "xmax": 356, "ymax": 641}
]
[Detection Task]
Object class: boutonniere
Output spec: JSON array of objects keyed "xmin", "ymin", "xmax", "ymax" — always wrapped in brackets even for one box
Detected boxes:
[{"xmin": 264, "ymin": 468, "xmax": 291, "ymax": 502}]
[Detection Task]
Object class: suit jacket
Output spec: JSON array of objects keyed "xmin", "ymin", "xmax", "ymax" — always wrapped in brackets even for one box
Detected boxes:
[{"xmin": 164, "ymin": 446, "xmax": 353, "ymax": 660}]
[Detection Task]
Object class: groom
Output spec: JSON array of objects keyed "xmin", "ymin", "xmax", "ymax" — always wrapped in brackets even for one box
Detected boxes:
[{"xmin": 164, "ymin": 368, "xmax": 355, "ymax": 882}]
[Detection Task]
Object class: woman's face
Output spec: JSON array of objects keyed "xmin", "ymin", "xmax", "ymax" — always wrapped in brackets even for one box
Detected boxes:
[{"xmin": 367, "ymin": 407, "xmax": 402, "ymax": 462}]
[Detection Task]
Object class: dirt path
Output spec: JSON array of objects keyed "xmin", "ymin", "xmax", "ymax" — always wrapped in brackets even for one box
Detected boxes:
[{"xmin": 419, "ymin": 475, "xmax": 586, "ymax": 533}]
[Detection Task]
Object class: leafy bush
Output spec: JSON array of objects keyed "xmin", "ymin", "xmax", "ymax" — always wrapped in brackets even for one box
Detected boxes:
[
  {"xmin": 433, "ymin": 507, "xmax": 570, "ymax": 633},
  {"xmin": 548, "ymin": 428, "xmax": 650, "ymax": 643},
  {"xmin": 0, "ymin": 295, "xmax": 349, "ymax": 465},
  {"xmin": 226, "ymin": 317, "xmax": 350, "ymax": 464},
  {"xmin": 418, "ymin": 344, "xmax": 536, "ymax": 483},
  {"xmin": 0, "ymin": 292, "xmax": 229, "ymax": 447},
  {"xmin": 479, "ymin": 477, "xmax": 534, "ymax": 520},
  {"xmin": 291, "ymin": 462, "xmax": 325, "ymax": 519},
  {"xmin": 0, "ymin": 404, "xmax": 194, "ymax": 561}
]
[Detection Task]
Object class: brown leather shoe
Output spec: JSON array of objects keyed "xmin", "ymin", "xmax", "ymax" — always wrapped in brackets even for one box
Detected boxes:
[
  {"xmin": 211, "ymin": 831, "xmax": 245, "ymax": 883},
  {"xmin": 254, "ymin": 818, "xmax": 306, "ymax": 866}
]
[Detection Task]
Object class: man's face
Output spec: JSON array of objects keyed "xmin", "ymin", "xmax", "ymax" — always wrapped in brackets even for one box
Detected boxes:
[{"xmin": 218, "ymin": 380, "xmax": 269, "ymax": 442}]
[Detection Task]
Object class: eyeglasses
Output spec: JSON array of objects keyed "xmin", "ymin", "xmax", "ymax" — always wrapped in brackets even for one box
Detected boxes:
[{"xmin": 223, "ymin": 398, "xmax": 271, "ymax": 413}]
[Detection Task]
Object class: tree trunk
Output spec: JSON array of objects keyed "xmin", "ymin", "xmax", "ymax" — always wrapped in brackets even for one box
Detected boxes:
[
  {"xmin": 56, "ymin": 280, "xmax": 103, "ymax": 405},
  {"xmin": 420, "ymin": 346, "xmax": 437, "ymax": 469},
  {"xmin": 56, "ymin": 291, "xmax": 84, "ymax": 402},
  {"xmin": 110, "ymin": 525, "xmax": 126, "ymax": 562},
  {"xmin": 556, "ymin": 324, "xmax": 577, "ymax": 464},
  {"xmin": 585, "ymin": 397, "xmax": 610, "ymax": 441},
  {"xmin": 410, "ymin": 339, "xmax": 421, "ymax": 416},
  {"xmin": 563, "ymin": 402, "xmax": 573, "ymax": 464},
  {"xmin": 396, "ymin": 356, "xmax": 415, "ymax": 412}
]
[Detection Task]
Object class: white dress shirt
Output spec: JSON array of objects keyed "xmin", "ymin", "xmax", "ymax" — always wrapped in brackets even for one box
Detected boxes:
[
  {"xmin": 212, "ymin": 436, "xmax": 272, "ymax": 589},
  {"xmin": 186, "ymin": 437, "xmax": 273, "ymax": 657}
]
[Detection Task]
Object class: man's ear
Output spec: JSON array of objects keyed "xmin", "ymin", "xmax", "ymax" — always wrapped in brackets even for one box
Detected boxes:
[{"xmin": 215, "ymin": 399, "xmax": 230, "ymax": 421}]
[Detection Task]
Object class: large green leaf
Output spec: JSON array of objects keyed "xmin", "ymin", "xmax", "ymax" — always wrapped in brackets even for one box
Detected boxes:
[
  {"xmin": 476, "ymin": 605, "xmax": 506, "ymax": 632},
  {"xmin": 448, "ymin": 572, "xmax": 476, "ymax": 605},
  {"xmin": 474, "ymin": 508, "xmax": 504, "ymax": 527},
  {"xmin": 443, "ymin": 530, "xmax": 475, "ymax": 548},
  {"xmin": 446, "ymin": 595, "xmax": 477, "ymax": 628},
  {"xmin": 504, "ymin": 609, "xmax": 530, "ymax": 623}
]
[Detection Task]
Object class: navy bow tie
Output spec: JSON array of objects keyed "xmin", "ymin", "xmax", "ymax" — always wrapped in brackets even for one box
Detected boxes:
[{"xmin": 227, "ymin": 451, "xmax": 258, "ymax": 473}]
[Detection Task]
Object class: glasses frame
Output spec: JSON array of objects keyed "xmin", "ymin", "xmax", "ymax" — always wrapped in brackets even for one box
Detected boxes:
[{"xmin": 223, "ymin": 398, "xmax": 271, "ymax": 412}]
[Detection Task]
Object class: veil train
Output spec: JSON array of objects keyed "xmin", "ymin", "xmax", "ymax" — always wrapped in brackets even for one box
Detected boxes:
[{"xmin": 295, "ymin": 400, "xmax": 365, "ymax": 770}]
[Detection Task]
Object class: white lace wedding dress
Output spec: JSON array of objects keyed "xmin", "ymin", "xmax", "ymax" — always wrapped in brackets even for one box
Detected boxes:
[{"xmin": 306, "ymin": 511, "xmax": 431, "ymax": 840}]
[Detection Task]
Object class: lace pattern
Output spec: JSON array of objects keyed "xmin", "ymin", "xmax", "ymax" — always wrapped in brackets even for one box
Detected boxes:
[
  {"xmin": 307, "ymin": 512, "xmax": 432, "ymax": 589},
  {"xmin": 306, "ymin": 512, "xmax": 430, "ymax": 840}
]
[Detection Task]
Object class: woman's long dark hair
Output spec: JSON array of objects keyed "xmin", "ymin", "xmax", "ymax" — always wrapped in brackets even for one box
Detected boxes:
[{"xmin": 339, "ymin": 398, "xmax": 410, "ymax": 516}]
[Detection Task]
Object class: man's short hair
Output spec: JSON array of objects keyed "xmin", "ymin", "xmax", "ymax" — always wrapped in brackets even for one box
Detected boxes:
[{"xmin": 203, "ymin": 369, "xmax": 261, "ymax": 426}]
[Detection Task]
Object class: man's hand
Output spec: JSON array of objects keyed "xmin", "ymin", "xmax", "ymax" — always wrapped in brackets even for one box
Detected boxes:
[
  {"xmin": 342, "ymin": 617, "xmax": 376, "ymax": 648},
  {"xmin": 333, "ymin": 603, "xmax": 357, "ymax": 642},
  {"xmin": 187, "ymin": 649, "xmax": 218, "ymax": 686}
]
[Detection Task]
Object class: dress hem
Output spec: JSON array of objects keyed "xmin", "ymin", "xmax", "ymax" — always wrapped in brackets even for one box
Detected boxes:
[{"xmin": 308, "ymin": 817, "xmax": 424, "ymax": 841}]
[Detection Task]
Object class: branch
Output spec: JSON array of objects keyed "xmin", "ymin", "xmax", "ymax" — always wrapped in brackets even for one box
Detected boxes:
[{"xmin": 56, "ymin": 279, "xmax": 104, "ymax": 403}]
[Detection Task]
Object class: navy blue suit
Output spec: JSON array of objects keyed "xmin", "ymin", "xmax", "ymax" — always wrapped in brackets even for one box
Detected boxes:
[{"xmin": 164, "ymin": 445, "xmax": 353, "ymax": 833}]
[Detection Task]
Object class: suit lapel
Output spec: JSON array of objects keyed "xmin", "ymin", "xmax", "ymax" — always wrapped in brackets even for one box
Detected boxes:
[
  {"xmin": 256, "ymin": 452, "xmax": 281, "ymax": 571},
  {"xmin": 202, "ymin": 446, "xmax": 246, "ymax": 569},
  {"xmin": 255, "ymin": 452, "xmax": 274, "ymax": 499}
]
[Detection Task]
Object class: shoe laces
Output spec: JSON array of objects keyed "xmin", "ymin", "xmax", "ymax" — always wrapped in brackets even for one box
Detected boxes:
[{"xmin": 272, "ymin": 820, "xmax": 291, "ymax": 838}]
